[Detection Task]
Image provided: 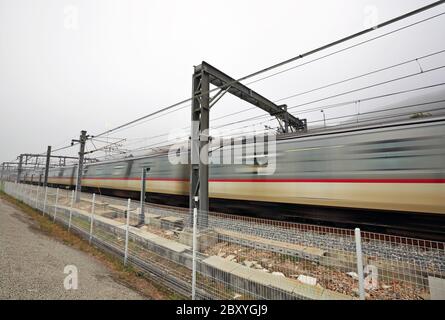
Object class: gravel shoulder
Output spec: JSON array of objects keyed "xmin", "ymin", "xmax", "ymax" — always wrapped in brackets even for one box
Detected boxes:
[{"xmin": 0, "ymin": 197, "xmax": 145, "ymax": 300}]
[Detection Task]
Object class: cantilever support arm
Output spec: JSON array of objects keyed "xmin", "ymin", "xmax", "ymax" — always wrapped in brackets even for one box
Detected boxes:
[{"xmin": 199, "ymin": 61, "xmax": 307, "ymax": 132}]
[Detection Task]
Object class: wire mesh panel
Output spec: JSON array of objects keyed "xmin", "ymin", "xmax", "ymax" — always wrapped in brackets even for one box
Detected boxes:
[
  {"xmin": 2, "ymin": 182, "xmax": 444, "ymax": 300},
  {"xmin": 190, "ymin": 209, "xmax": 357, "ymax": 300},
  {"xmin": 357, "ymin": 231, "xmax": 444, "ymax": 300}
]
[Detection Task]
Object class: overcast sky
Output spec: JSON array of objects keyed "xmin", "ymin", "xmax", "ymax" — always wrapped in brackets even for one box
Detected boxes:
[{"xmin": 1, "ymin": 0, "xmax": 444, "ymax": 165}]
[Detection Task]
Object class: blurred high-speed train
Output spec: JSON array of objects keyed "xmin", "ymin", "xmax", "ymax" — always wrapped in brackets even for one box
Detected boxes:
[{"xmin": 20, "ymin": 115, "xmax": 445, "ymax": 239}]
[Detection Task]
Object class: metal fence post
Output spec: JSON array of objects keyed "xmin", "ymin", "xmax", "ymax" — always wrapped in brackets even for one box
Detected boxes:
[
  {"xmin": 68, "ymin": 190, "xmax": 75, "ymax": 231},
  {"xmin": 43, "ymin": 187, "xmax": 48, "ymax": 216},
  {"xmin": 191, "ymin": 197, "xmax": 198, "ymax": 300},
  {"xmin": 53, "ymin": 188, "xmax": 59, "ymax": 222},
  {"xmin": 24, "ymin": 183, "xmax": 27, "ymax": 203},
  {"xmin": 355, "ymin": 228, "xmax": 366, "ymax": 300},
  {"xmin": 89, "ymin": 193, "xmax": 95, "ymax": 244},
  {"xmin": 124, "ymin": 198, "xmax": 131, "ymax": 266},
  {"xmin": 139, "ymin": 167, "xmax": 150, "ymax": 226}
]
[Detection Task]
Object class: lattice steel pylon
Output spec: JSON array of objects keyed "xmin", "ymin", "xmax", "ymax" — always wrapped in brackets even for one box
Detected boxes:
[{"xmin": 190, "ymin": 61, "xmax": 307, "ymax": 229}]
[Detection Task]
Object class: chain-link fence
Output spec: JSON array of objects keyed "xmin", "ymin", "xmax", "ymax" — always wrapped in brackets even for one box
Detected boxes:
[{"xmin": 1, "ymin": 181, "xmax": 444, "ymax": 300}]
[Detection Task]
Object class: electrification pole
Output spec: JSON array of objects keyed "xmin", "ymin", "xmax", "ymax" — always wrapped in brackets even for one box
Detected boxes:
[
  {"xmin": 189, "ymin": 62, "xmax": 306, "ymax": 230},
  {"xmin": 43, "ymin": 146, "xmax": 51, "ymax": 187},
  {"xmin": 139, "ymin": 167, "xmax": 150, "ymax": 226},
  {"xmin": 16, "ymin": 155, "xmax": 23, "ymax": 183},
  {"xmin": 73, "ymin": 130, "xmax": 88, "ymax": 203},
  {"xmin": 0, "ymin": 163, "xmax": 4, "ymax": 182}
]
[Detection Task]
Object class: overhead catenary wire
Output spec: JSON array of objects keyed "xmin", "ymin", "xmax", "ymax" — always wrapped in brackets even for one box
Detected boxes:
[
  {"xmin": 39, "ymin": 26, "xmax": 445, "ymax": 156},
  {"xmin": 6, "ymin": 2, "xmax": 445, "ymax": 165},
  {"xmin": 92, "ymin": 13, "xmax": 445, "ymax": 140},
  {"xmin": 91, "ymin": 1, "xmax": 445, "ymax": 139},
  {"xmin": 106, "ymin": 82, "xmax": 445, "ymax": 158},
  {"xmin": 306, "ymin": 100, "xmax": 445, "ymax": 126},
  {"xmin": 100, "ymin": 98, "xmax": 445, "ymax": 158},
  {"xmin": 210, "ymin": 82, "xmax": 445, "ymax": 129},
  {"xmin": 214, "ymin": 61, "xmax": 445, "ymax": 128},
  {"xmin": 287, "ymin": 65, "xmax": 445, "ymax": 111},
  {"xmin": 210, "ymin": 48, "xmax": 445, "ymax": 123},
  {"xmin": 94, "ymin": 48, "xmax": 445, "ymax": 154},
  {"xmin": 23, "ymin": 2, "xmax": 445, "ymax": 162},
  {"xmin": 104, "ymin": 75, "xmax": 445, "ymax": 156}
]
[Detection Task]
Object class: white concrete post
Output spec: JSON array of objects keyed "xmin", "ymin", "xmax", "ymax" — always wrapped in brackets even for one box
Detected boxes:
[
  {"xmin": 124, "ymin": 198, "xmax": 131, "ymax": 266},
  {"xmin": 89, "ymin": 193, "xmax": 95, "ymax": 244},
  {"xmin": 28, "ymin": 184, "xmax": 32, "ymax": 205},
  {"xmin": 35, "ymin": 185, "xmax": 40, "ymax": 210},
  {"xmin": 19, "ymin": 183, "xmax": 22, "ymax": 200},
  {"xmin": 24, "ymin": 184, "xmax": 27, "ymax": 202},
  {"xmin": 36, "ymin": 185, "xmax": 40, "ymax": 209},
  {"xmin": 355, "ymin": 228, "xmax": 366, "ymax": 300},
  {"xmin": 21, "ymin": 183, "xmax": 25, "ymax": 201},
  {"xmin": 68, "ymin": 190, "xmax": 75, "ymax": 231},
  {"xmin": 53, "ymin": 188, "xmax": 59, "ymax": 222},
  {"xmin": 42, "ymin": 187, "xmax": 48, "ymax": 215},
  {"xmin": 191, "ymin": 197, "xmax": 198, "ymax": 300}
]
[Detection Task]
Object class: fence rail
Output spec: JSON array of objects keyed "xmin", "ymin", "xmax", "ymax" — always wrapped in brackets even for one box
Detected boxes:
[{"xmin": 1, "ymin": 180, "xmax": 444, "ymax": 300}]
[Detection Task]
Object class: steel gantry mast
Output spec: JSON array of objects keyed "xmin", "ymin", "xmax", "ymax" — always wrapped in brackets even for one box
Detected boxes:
[
  {"xmin": 43, "ymin": 146, "xmax": 51, "ymax": 187},
  {"xmin": 72, "ymin": 130, "xmax": 88, "ymax": 202},
  {"xmin": 190, "ymin": 61, "xmax": 306, "ymax": 229},
  {"xmin": 12, "ymin": 150, "xmax": 97, "ymax": 186}
]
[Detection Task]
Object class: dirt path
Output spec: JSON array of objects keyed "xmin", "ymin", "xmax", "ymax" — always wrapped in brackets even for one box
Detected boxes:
[{"xmin": 0, "ymin": 197, "xmax": 145, "ymax": 300}]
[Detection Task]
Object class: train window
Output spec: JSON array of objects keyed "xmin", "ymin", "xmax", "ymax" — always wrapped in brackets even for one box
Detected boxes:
[
  {"xmin": 95, "ymin": 167, "xmax": 104, "ymax": 176},
  {"xmin": 64, "ymin": 169, "xmax": 73, "ymax": 177},
  {"xmin": 112, "ymin": 164, "xmax": 126, "ymax": 176}
]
